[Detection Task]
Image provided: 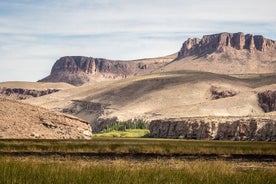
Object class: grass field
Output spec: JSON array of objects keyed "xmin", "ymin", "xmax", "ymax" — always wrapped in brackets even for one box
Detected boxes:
[
  {"xmin": 0, "ymin": 138, "xmax": 275, "ymax": 155},
  {"xmin": 0, "ymin": 156, "xmax": 275, "ymax": 184},
  {"xmin": 0, "ymin": 138, "xmax": 275, "ymax": 184}
]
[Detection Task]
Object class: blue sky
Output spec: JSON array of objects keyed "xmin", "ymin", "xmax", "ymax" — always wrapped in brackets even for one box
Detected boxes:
[{"xmin": 0, "ymin": 0, "xmax": 276, "ymax": 82}]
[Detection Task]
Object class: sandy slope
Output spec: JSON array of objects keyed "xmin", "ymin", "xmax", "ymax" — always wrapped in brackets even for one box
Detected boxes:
[
  {"xmin": 0, "ymin": 98, "xmax": 91, "ymax": 139},
  {"xmin": 157, "ymin": 47, "xmax": 276, "ymax": 75}
]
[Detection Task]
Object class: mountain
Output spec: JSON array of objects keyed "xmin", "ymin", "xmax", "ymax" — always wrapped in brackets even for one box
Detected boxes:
[
  {"xmin": 18, "ymin": 32, "xmax": 276, "ymax": 139},
  {"xmin": 39, "ymin": 54, "xmax": 176, "ymax": 86},
  {"xmin": 160, "ymin": 32, "xmax": 276, "ymax": 74},
  {"xmin": 0, "ymin": 97, "xmax": 92, "ymax": 139},
  {"xmin": 39, "ymin": 32, "xmax": 276, "ymax": 86}
]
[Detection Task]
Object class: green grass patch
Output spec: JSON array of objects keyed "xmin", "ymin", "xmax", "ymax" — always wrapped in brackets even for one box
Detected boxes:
[{"xmin": 93, "ymin": 129, "xmax": 150, "ymax": 138}]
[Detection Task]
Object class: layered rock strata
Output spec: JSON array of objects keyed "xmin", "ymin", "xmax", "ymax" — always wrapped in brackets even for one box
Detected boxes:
[
  {"xmin": 0, "ymin": 87, "xmax": 59, "ymax": 100},
  {"xmin": 178, "ymin": 32, "xmax": 276, "ymax": 58},
  {"xmin": 39, "ymin": 56, "xmax": 172, "ymax": 86},
  {"xmin": 149, "ymin": 117, "xmax": 276, "ymax": 141}
]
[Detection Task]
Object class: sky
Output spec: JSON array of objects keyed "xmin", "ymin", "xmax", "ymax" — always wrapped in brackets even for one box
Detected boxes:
[{"xmin": 0, "ymin": 0, "xmax": 276, "ymax": 82}]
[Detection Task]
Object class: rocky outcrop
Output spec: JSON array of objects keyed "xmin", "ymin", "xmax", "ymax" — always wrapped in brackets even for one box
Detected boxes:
[
  {"xmin": 62, "ymin": 100, "xmax": 109, "ymax": 133},
  {"xmin": 210, "ymin": 86, "xmax": 238, "ymax": 100},
  {"xmin": 39, "ymin": 56, "xmax": 173, "ymax": 86},
  {"xmin": 177, "ymin": 32, "xmax": 276, "ymax": 58},
  {"xmin": 0, "ymin": 87, "xmax": 59, "ymax": 100},
  {"xmin": 149, "ymin": 117, "xmax": 276, "ymax": 141},
  {"xmin": 258, "ymin": 90, "xmax": 276, "ymax": 112}
]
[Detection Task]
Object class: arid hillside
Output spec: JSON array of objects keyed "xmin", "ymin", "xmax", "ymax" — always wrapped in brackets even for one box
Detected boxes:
[
  {"xmin": 0, "ymin": 98, "xmax": 91, "ymax": 139},
  {"xmin": 26, "ymin": 70, "xmax": 276, "ymax": 133},
  {"xmin": 4, "ymin": 32, "xmax": 276, "ymax": 139}
]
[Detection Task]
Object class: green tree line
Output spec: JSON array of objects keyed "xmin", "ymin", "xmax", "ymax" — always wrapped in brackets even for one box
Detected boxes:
[{"xmin": 102, "ymin": 120, "xmax": 148, "ymax": 133}]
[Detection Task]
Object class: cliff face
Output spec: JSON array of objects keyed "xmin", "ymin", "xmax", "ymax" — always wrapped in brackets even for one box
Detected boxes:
[
  {"xmin": 50, "ymin": 57, "xmax": 133, "ymax": 76},
  {"xmin": 39, "ymin": 56, "xmax": 173, "ymax": 86},
  {"xmin": 177, "ymin": 32, "xmax": 276, "ymax": 58},
  {"xmin": 149, "ymin": 117, "xmax": 276, "ymax": 141}
]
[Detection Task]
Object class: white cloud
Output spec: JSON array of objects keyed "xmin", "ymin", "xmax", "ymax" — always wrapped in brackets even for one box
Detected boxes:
[{"xmin": 0, "ymin": 0, "xmax": 275, "ymax": 82}]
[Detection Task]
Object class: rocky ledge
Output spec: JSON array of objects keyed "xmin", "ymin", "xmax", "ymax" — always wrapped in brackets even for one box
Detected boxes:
[
  {"xmin": 178, "ymin": 32, "xmax": 276, "ymax": 58},
  {"xmin": 149, "ymin": 117, "xmax": 276, "ymax": 141},
  {"xmin": 0, "ymin": 87, "xmax": 59, "ymax": 100}
]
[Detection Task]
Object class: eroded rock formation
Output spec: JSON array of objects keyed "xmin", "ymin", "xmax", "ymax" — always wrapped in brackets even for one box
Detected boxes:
[
  {"xmin": 177, "ymin": 32, "xmax": 276, "ymax": 58},
  {"xmin": 62, "ymin": 100, "xmax": 110, "ymax": 133},
  {"xmin": 39, "ymin": 56, "xmax": 172, "ymax": 86},
  {"xmin": 149, "ymin": 117, "xmax": 276, "ymax": 141},
  {"xmin": 210, "ymin": 86, "xmax": 238, "ymax": 100},
  {"xmin": 258, "ymin": 90, "xmax": 276, "ymax": 112},
  {"xmin": 0, "ymin": 87, "xmax": 59, "ymax": 100}
]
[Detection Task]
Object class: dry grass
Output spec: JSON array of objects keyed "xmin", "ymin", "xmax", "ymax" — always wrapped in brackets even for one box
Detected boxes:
[
  {"xmin": 0, "ymin": 139, "xmax": 275, "ymax": 183},
  {"xmin": 0, "ymin": 156, "xmax": 275, "ymax": 184},
  {"xmin": 0, "ymin": 138, "xmax": 275, "ymax": 155}
]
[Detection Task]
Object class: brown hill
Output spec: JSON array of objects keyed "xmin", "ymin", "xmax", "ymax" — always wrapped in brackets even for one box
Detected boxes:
[
  {"xmin": 39, "ymin": 32, "xmax": 276, "ymax": 86},
  {"xmin": 26, "ymin": 70, "xmax": 276, "ymax": 133},
  {"xmin": 0, "ymin": 98, "xmax": 92, "ymax": 139}
]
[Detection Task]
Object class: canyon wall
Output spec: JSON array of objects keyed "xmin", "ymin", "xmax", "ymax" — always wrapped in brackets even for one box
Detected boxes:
[{"xmin": 149, "ymin": 117, "xmax": 276, "ymax": 141}]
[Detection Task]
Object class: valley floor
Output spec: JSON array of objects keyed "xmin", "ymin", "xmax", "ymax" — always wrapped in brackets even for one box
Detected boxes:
[{"xmin": 0, "ymin": 138, "xmax": 275, "ymax": 183}]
